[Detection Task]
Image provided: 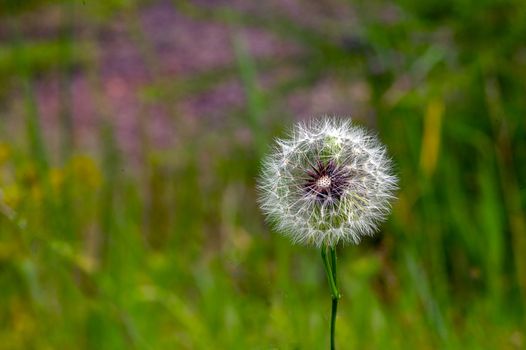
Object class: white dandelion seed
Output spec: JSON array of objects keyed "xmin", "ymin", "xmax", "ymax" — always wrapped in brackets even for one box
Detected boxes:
[{"xmin": 258, "ymin": 117, "xmax": 398, "ymax": 247}]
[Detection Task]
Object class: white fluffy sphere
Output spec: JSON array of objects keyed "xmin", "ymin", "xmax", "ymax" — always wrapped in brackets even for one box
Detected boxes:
[{"xmin": 258, "ymin": 118, "xmax": 398, "ymax": 247}]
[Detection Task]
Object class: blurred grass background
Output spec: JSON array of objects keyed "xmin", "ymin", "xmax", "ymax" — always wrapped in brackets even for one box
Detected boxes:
[{"xmin": 1, "ymin": 0, "xmax": 525, "ymax": 349}]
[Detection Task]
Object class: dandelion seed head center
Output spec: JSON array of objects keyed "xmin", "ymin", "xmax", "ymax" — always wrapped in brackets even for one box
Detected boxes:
[
  {"xmin": 303, "ymin": 159, "xmax": 352, "ymax": 204},
  {"xmin": 316, "ymin": 175, "xmax": 331, "ymax": 188}
]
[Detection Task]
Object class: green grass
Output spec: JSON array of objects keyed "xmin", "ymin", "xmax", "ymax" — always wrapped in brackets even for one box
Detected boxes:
[{"xmin": 1, "ymin": 0, "xmax": 525, "ymax": 349}]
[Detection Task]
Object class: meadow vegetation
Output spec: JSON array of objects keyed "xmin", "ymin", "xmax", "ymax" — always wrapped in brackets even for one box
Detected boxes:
[{"xmin": 0, "ymin": 0, "xmax": 525, "ymax": 349}]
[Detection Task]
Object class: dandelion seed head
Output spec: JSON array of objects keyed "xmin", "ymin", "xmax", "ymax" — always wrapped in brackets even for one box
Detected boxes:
[{"xmin": 257, "ymin": 117, "xmax": 398, "ymax": 247}]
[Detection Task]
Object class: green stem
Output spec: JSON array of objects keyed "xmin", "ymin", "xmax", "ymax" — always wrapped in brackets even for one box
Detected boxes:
[
  {"xmin": 321, "ymin": 244, "xmax": 340, "ymax": 350},
  {"xmin": 331, "ymin": 297, "xmax": 338, "ymax": 350},
  {"xmin": 321, "ymin": 245, "xmax": 339, "ymax": 299},
  {"xmin": 330, "ymin": 246, "xmax": 338, "ymax": 285}
]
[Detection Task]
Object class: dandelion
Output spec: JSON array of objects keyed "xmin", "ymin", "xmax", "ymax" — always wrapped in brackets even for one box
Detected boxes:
[{"xmin": 257, "ymin": 117, "xmax": 398, "ymax": 349}]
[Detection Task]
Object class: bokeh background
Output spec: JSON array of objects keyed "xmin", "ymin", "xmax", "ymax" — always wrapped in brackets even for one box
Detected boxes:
[{"xmin": 1, "ymin": 0, "xmax": 525, "ymax": 349}]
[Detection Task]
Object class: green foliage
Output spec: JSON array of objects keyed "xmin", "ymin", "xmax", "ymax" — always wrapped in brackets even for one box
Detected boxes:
[{"xmin": 1, "ymin": 0, "xmax": 525, "ymax": 349}]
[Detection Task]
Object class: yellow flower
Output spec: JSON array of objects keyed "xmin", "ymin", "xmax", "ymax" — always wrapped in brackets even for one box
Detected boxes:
[
  {"xmin": 49, "ymin": 168, "xmax": 65, "ymax": 192},
  {"xmin": 68, "ymin": 155, "xmax": 102, "ymax": 190},
  {"xmin": 2, "ymin": 184, "xmax": 21, "ymax": 209}
]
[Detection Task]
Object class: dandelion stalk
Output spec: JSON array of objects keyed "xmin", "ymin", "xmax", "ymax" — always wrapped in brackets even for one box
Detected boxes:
[
  {"xmin": 258, "ymin": 117, "xmax": 398, "ymax": 349},
  {"xmin": 322, "ymin": 244, "xmax": 340, "ymax": 349}
]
